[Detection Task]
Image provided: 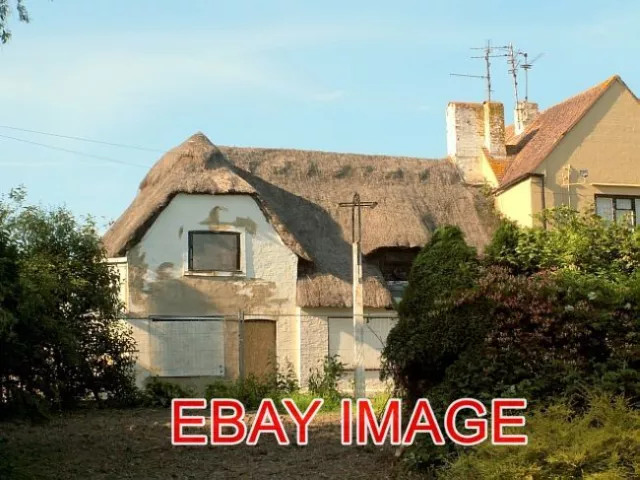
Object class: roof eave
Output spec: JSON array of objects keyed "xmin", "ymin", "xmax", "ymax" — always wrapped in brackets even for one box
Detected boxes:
[{"xmin": 495, "ymin": 172, "xmax": 544, "ymax": 194}]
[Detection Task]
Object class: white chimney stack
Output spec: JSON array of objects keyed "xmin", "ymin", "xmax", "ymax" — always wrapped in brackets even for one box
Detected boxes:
[
  {"xmin": 514, "ymin": 101, "xmax": 539, "ymax": 136},
  {"xmin": 446, "ymin": 101, "xmax": 506, "ymax": 184}
]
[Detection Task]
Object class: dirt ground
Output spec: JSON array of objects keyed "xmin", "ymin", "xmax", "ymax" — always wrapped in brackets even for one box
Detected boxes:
[{"xmin": 1, "ymin": 408, "xmax": 423, "ymax": 479}]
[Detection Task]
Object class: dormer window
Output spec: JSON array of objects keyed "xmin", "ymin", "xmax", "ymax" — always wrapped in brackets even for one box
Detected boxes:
[
  {"xmin": 367, "ymin": 247, "xmax": 421, "ymax": 282},
  {"xmin": 188, "ymin": 231, "xmax": 241, "ymax": 272}
]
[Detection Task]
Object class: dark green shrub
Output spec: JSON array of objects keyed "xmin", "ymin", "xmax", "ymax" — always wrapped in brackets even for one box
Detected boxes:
[
  {"xmin": 440, "ymin": 394, "xmax": 640, "ymax": 479},
  {"xmin": 400, "ymin": 268, "xmax": 640, "ymax": 410},
  {"xmin": 398, "ymin": 226, "xmax": 479, "ymax": 317},
  {"xmin": 483, "ymin": 218, "xmax": 522, "ymax": 272},
  {"xmin": 382, "ymin": 226, "xmax": 479, "ymax": 404},
  {"xmin": 143, "ymin": 378, "xmax": 197, "ymax": 408}
]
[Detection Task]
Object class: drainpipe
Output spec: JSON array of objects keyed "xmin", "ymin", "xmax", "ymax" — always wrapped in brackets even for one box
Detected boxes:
[{"xmin": 532, "ymin": 173, "xmax": 547, "ymax": 230}]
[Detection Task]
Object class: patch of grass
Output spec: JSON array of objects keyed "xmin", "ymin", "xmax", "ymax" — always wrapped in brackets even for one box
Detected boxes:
[
  {"xmin": 362, "ymin": 165, "xmax": 375, "ymax": 176},
  {"xmin": 369, "ymin": 390, "xmax": 393, "ymax": 416},
  {"xmin": 286, "ymin": 391, "xmax": 342, "ymax": 412},
  {"xmin": 386, "ymin": 168, "xmax": 404, "ymax": 180},
  {"xmin": 307, "ymin": 161, "xmax": 320, "ymax": 177},
  {"xmin": 334, "ymin": 165, "xmax": 353, "ymax": 179},
  {"xmin": 248, "ymin": 159, "xmax": 262, "ymax": 174},
  {"xmin": 273, "ymin": 161, "xmax": 293, "ymax": 175},
  {"xmin": 419, "ymin": 169, "xmax": 430, "ymax": 183}
]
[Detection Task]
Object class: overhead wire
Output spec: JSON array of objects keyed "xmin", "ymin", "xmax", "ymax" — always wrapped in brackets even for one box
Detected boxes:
[
  {"xmin": 0, "ymin": 133, "xmax": 149, "ymax": 168},
  {"xmin": 0, "ymin": 125, "xmax": 164, "ymax": 153}
]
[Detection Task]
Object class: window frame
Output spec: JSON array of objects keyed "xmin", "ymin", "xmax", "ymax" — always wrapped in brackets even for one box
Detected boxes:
[
  {"xmin": 594, "ymin": 194, "xmax": 640, "ymax": 226},
  {"xmin": 187, "ymin": 230, "xmax": 242, "ymax": 273}
]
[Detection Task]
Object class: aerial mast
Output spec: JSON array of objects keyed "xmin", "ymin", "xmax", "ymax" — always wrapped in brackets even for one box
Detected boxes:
[{"xmin": 450, "ymin": 39, "xmax": 507, "ymax": 102}]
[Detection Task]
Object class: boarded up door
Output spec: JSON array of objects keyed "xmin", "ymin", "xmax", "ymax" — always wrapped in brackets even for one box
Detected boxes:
[{"xmin": 244, "ymin": 319, "xmax": 276, "ymax": 379}]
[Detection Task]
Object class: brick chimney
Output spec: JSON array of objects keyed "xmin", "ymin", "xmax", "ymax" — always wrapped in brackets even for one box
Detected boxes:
[
  {"xmin": 446, "ymin": 101, "xmax": 506, "ymax": 184},
  {"xmin": 514, "ymin": 101, "xmax": 539, "ymax": 135}
]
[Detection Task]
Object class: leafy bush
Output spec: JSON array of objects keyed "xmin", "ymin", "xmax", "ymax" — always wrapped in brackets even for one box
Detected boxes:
[
  {"xmin": 206, "ymin": 361, "xmax": 299, "ymax": 410},
  {"xmin": 440, "ymin": 394, "xmax": 640, "ymax": 479},
  {"xmin": 385, "ymin": 211, "xmax": 640, "ymax": 409},
  {"xmin": 308, "ymin": 354, "xmax": 346, "ymax": 406},
  {"xmin": 143, "ymin": 378, "xmax": 197, "ymax": 408},
  {"xmin": 486, "ymin": 207, "xmax": 640, "ymax": 278},
  {"xmin": 392, "ymin": 267, "xmax": 640, "ymax": 409},
  {"xmin": 382, "ymin": 226, "xmax": 479, "ymax": 404},
  {"xmin": 0, "ymin": 187, "xmax": 137, "ymax": 418}
]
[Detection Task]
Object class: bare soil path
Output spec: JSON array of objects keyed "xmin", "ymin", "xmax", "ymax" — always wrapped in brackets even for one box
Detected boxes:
[{"xmin": 1, "ymin": 408, "xmax": 422, "ymax": 479}]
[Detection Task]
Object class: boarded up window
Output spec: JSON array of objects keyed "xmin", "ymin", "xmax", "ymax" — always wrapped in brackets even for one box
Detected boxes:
[
  {"xmin": 328, "ymin": 317, "xmax": 397, "ymax": 370},
  {"xmin": 147, "ymin": 318, "xmax": 226, "ymax": 377},
  {"xmin": 188, "ymin": 231, "xmax": 241, "ymax": 272}
]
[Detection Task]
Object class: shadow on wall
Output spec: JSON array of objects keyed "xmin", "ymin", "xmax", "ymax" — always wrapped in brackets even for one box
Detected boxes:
[{"xmin": 232, "ymin": 162, "xmax": 355, "ymax": 282}]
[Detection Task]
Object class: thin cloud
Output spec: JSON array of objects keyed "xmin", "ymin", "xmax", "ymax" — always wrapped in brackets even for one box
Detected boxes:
[{"xmin": 0, "ymin": 25, "xmax": 357, "ymax": 135}]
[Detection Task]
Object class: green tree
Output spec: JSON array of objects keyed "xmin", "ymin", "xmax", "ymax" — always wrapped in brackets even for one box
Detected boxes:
[
  {"xmin": 0, "ymin": 187, "xmax": 137, "ymax": 417},
  {"xmin": 0, "ymin": 0, "xmax": 29, "ymax": 44},
  {"xmin": 382, "ymin": 226, "xmax": 479, "ymax": 404}
]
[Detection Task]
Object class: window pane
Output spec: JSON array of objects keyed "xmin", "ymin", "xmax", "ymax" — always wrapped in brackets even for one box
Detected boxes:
[
  {"xmin": 616, "ymin": 198, "xmax": 633, "ymax": 210},
  {"xmin": 616, "ymin": 210, "xmax": 635, "ymax": 226},
  {"xmin": 190, "ymin": 232, "xmax": 240, "ymax": 271},
  {"xmin": 596, "ymin": 197, "xmax": 613, "ymax": 222}
]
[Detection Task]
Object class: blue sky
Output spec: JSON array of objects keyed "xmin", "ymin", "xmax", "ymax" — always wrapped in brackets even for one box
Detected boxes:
[{"xmin": 1, "ymin": 0, "xmax": 639, "ymax": 228}]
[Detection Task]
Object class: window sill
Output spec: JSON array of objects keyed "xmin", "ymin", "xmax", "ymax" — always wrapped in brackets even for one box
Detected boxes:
[{"xmin": 183, "ymin": 270, "xmax": 246, "ymax": 278}]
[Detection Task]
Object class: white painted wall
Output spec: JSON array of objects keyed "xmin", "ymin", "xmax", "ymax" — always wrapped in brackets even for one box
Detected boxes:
[
  {"xmin": 298, "ymin": 307, "xmax": 397, "ymax": 394},
  {"xmin": 113, "ymin": 193, "xmax": 299, "ymax": 387},
  {"xmin": 446, "ymin": 102, "xmax": 485, "ymax": 184},
  {"xmin": 446, "ymin": 102, "xmax": 506, "ymax": 184}
]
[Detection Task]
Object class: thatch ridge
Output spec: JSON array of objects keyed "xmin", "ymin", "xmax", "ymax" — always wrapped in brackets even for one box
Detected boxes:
[
  {"xmin": 103, "ymin": 133, "xmax": 498, "ymax": 308},
  {"xmin": 102, "ymin": 133, "xmax": 311, "ymax": 262}
]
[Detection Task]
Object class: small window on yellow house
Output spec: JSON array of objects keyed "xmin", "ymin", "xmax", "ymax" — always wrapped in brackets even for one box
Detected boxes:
[{"xmin": 595, "ymin": 196, "xmax": 638, "ymax": 226}]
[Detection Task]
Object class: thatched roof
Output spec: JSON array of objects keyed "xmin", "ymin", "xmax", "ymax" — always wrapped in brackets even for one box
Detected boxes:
[{"xmin": 103, "ymin": 133, "xmax": 498, "ymax": 308}]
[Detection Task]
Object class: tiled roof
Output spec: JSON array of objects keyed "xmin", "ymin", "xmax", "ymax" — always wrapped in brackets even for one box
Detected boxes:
[
  {"xmin": 499, "ymin": 75, "xmax": 622, "ymax": 188},
  {"xmin": 504, "ymin": 124, "xmax": 516, "ymax": 143},
  {"xmin": 483, "ymin": 147, "xmax": 509, "ymax": 182}
]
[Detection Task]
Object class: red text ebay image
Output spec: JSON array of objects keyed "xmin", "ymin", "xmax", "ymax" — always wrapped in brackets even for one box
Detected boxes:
[{"xmin": 171, "ymin": 398, "xmax": 528, "ymax": 447}]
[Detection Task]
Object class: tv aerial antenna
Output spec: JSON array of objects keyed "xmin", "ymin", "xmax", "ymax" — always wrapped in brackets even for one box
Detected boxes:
[
  {"xmin": 521, "ymin": 52, "xmax": 544, "ymax": 101},
  {"xmin": 501, "ymin": 43, "xmax": 525, "ymax": 106},
  {"xmin": 450, "ymin": 40, "xmax": 507, "ymax": 102}
]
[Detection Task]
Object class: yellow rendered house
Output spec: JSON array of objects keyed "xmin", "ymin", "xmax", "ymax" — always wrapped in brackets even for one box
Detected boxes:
[{"xmin": 446, "ymin": 75, "xmax": 640, "ymax": 227}]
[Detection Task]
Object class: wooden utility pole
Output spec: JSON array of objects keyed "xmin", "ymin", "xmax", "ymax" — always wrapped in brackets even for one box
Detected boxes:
[{"xmin": 339, "ymin": 193, "xmax": 377, "ymax": 399}]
